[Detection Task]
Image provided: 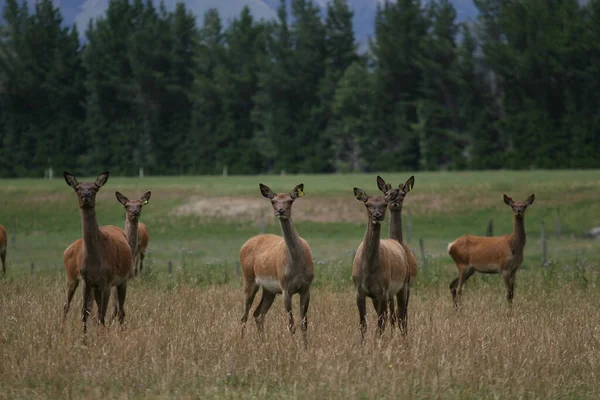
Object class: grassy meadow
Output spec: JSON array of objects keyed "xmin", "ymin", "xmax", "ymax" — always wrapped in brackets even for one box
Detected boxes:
[{"xmin": 1, "ymin": 170, "xmax": 600, "ymax": 398}]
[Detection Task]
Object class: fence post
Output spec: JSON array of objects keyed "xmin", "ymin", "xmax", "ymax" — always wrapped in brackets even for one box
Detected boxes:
[
  {"xmin": 30, "ymin": 262, "xmax": 34, "ymax": 275},
  {"xmin": 168, "ymin": 261, "xmax": 172, "ymax": 278},
  {"xmin": 139, "ymin": 167, "xmax": 144, "ymax": 178},
  {"xmin": 419, "ymin": 238, "xmax": 427, "ymax": 267},
  {"xmin": 555, "ymin": 209, "xmax": 561, "ymax": 240},
  {"xmin": 486, "ymin": 219, "xmax": 493, "ymax": 237},
  {"xmin": 541, "ymin": 221, "xmax": 547, "ymax": 267},
  {"xmin": 11, "ymin": 218, "xmax": 16, "ymax": 246}
]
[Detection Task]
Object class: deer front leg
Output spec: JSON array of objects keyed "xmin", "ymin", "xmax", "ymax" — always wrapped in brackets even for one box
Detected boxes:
[
  {"xmin": 283, "ymin": 290, "xmax": 295, "ymax": 334},
  {"xmin": 356, "ymin": 292, "xmax": 367, "ymax": 341},
  {"xmin": 397, "ymin": 285, "xmax": 410, "ymax": 336},
  {"xmin": 503, "ymin": 269, "xmax": 515, "ymax": 304},
  {"xmin": 81, "ymin": 282, "xmax": 93, "ymax": 334},
  {"xmin": 299, "ymin": 288, "xmax": 310, "ymax": 348},
  {"xmin": 376, "ymin": 294, "xmax": 388, "ymax": 336}
]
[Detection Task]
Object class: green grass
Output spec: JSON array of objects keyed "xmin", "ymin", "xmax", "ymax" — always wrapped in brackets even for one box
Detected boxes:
[{"xmin": 0, "ymin": 170, "xmax": 599, "ymax": 398}]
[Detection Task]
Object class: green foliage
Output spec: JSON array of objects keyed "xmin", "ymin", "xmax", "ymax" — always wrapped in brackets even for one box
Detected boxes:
[{"xmin": 1, "ymin": 0, "xmax": 600, "ymax": 176}]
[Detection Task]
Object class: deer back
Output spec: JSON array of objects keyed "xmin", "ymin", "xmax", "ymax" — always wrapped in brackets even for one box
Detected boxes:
[{"xmin": 448, "ymin": 234, "xmax": 513, "ymax": 271}]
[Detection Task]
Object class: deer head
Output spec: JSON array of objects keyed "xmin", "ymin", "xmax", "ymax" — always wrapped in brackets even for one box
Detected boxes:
[
  {"xmin": 503, "ymin": 194, "xmax": 535, "ymax": 219},
  {"xmin": 376, "ymin": 175, "xmax": 414, "ymax": 211},
  {"xmin": 64, "ymin": 171, "xmax": 109, "ymax": 209},
  {"xmin": 115, "ymin": 191, "xmax": 152, "ymax": 222},
  {"xmin": 354, "ymin": 187, "xmax": 398, "ymax": 225},
  {"xmin": 260, "ymin": 183, "xmax": 305, "ymax": 220}
]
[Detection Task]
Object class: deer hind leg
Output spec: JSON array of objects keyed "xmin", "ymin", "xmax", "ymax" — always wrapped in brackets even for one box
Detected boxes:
[
  {"xmin": 283, "ymin": 290, "xmax": 296, "ymax": 335},
  {"xmin": 115, "ymin": 282, "xmax": 127, "ymax": 327},
  {"xmin": 241, "ymin": 280, "xmax": 259, "ymax": 337},
  {"xmin": 253, "ymin": 289, "xmax": 276, "ymax": 333},
  {"xmin": 109, "ymin": 286, "xmax": 119, "ymax": 325},
  {"xmin": 388, "ymin": 297, "xmax": 396, "ymax": 330},
  {"xmin": 81, "ymin": 282, "xmax": 93, "ymax": 334},
  {"xmin": 397, "ymin": 284, "xmax": 410, "ymax": 336},
  {"xmin": 63, "ymin": 278, "xmax": 80, "ymax": 321},
  {"xmin": 454, "ymin": 266, "xmax": 475, "ymax": 308},
  {"xmin": 299, "ymin": 288, "xmax": 310, "ymax": 348},
  {"xmin": 376, "ymin": 295, "xmax": 388, "ymax": 336},
  {"xmin": 139, "ymin": 252, "xmax": 146, "ymax": 275},
  {"xmin": 93, "ymin": 287, "xmax": 109, "ymax": 327},
  {"xmin": 356, "ymin": 293, "xmax": 367, "ymax": 342}
]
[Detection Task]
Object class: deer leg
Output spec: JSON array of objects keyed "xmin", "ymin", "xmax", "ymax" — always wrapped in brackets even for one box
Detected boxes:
[
  {"xmin": 397, "ymin": 284, "xmax": 410, "ymax": 336},
  {"xmin": 93, "ymin": 287, "xmax": 106, "ymax": 326},
  {"xmin": 283, "ymin": 290, "xmax": 296, "ymax": 335},
  {"xmin": 299, "ymin": 288, "xmax": 310, "ymax": 348},
  {"xmin": 357, "ymin": 293, "xmax": 367, "ymax": 341},
  {"xmin": 63, "ymin": 278, "xmax": 80, "ymax": 321},
  {"xmin": 253, "ymin": 289, "xmax": 276, "ymax": 332},
  {"xmin": 109, "ymin": 286, "xmax": 119, "ymax": 325},
  {"xmin": 115, "ymin": 282, "xmax": 127, "ymax": 326},
  {"xmin": 455, "ymin": 267, "xmax": 475, "ymax": 308},
  {"xmin": 503, "ymin": 269, "xmax": 516, "ymax": 304},
  {"xmin": 96, "ymin": 287, "xmax": 111, "ymax": 327},
  {"xmin": 81, "ymin": 282, "xmax": 93, "ymax": 334},
  {"xmin": 241, "ymin": 280, "xmax": 259, "ymax": 337},
  {"xmin": 1, "ymin": 249, "xmax": 6, "ymax": 278},
  {"xmin": 133, "ymin": 255, "xmax": 139, "ymax": 277},
  {"xmin": 388, "ymin": 296, "xmax": 396, "ymax": 330},
  {"xmin": 139, "ymin": 252, "xmax": 146, "ymax": 275},
  {"xmin": 376, "ymin": 295, "xmax": 388, "ymax": 336},
  {"xmin": 449, "ymin": 276, "xmax": 459, "ymax": 302}
]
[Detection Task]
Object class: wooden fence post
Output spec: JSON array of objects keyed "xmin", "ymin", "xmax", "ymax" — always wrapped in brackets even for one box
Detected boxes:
[{"xmin": 541, "ymin": 221, "xmax": 547, "ymax": 267}]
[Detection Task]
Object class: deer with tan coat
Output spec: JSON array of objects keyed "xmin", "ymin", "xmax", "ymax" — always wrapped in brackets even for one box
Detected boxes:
[
  {"xmin": 377, "ymin": 175, "xmax": 417, "ymax": 334},
  {"xmin": 448, "ymin": 194, "xmax": 535, "ymax": 307},
  {"xmin": 352, "ymin": 186, "xmax": 410, "ymax": 340},
  {"xmin": 115, "ymin": 191, "xmax": 151, "ymax": 277},
  {"xmin": 0, "ymin": 224, "xmax": 6, "ymax": 278},
  {"xmin": 240, "ymin": 183, "xmax": 314, "ymax": 347},
  {"xmin": 62, "ymin": 171, "xmax": 134, "ymax": 333}
]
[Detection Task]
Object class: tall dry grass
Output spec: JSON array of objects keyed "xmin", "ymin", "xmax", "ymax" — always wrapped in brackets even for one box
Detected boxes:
[{"xmin": 1, "ymin": 276, "xmax": 599, "ymax": 399}]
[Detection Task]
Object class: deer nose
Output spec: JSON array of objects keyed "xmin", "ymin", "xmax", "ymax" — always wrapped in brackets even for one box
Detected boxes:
[
  {"xmin": 277, "ymin": 208, "xmax": 285, "ymax": 215},
  {"xmin": 373, "ymin": 211, "xmax": 382, "ymax": 219}
]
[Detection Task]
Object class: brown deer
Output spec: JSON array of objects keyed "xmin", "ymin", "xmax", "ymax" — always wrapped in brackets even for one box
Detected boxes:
[
  {"xmin": 376, "ymin": 175, "xmax": 418, "ymax": 334},
  {"xmin": 448, "ymin": 194, "xmax": 535, "ymax": 307},
  {"xmin": 239, "ymin": 183, "xmax": 314, "ymax": 347},
  {"xmin": 352, "ymin": 186, "xmax": 410, "ymax": 340},
  {"xmin": 115, "ymin": 191, "xmax": 151, "ymax": 276},
  {"xmin": 62, "ymin": 171, "xmax": 134, "ymax": 334},
  {"xmin": 0, "ymin": 224, "xmax": 6, "ymax": 278}
]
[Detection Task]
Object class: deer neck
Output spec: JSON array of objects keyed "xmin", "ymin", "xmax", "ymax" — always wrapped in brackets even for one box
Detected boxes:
[
  {"xmin": 124, "ymin": 218, "xmax": 139, "ymax": 256},
  {"xmin": 389, "ymin": 205, "xmax": 403, "ymax": 243},
  {"xmin": 511, "ymin": 215, "xmax": 526, "ymax": 254},
  {"xmin": 80, "ymin": 208, "xmax": 102, "ymax": 257},
  {"xmin": 279, "ymin": 217, "xmax": 305, "ymax": 264},
  {"xmin": 361, "ymin": 220, "xmax": 382, "ymax": 271}
]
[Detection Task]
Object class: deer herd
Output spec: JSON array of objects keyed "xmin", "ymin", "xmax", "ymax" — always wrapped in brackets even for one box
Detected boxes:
[{"xmin": 0, "ymin": 171, "xmax": 535, "ymax": 346}]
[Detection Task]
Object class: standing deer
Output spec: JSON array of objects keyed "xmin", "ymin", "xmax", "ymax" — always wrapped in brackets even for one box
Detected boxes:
[
  {"xmin": 0, "ymin": 224, "xmax": 6, "ymax": 278},
  {"xmin": 62, "ymin": 171, "xmax": 134, "ymax": 333},
  {"xmin": 448, "ymin": 194, "xmax": 535, "ymax": 307},
  {"xmin": 239, "ymin": 183, "xmax": 314, "ymax": 347},
  {"xmin": 115, "ymin": 191, "xmax": 151, "ymax": 277},
  {"xmin": 376, "ymin": 175, "xmax": 418, "ymax": 334},
  {"xmin": 352, "ymin": 186, "xmax": 410, "ymax": 340}
]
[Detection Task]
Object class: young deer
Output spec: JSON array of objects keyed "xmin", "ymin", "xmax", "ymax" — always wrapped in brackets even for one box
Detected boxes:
[
  {"xmin": 352, "ymin": 187, "xmax": 410, "ymax": 340},
  {"xmin": 62, "ymin": 171, "xmax": 134, "ymax": 333},
  {"xmin": 0, "ymin": 224, "xmax": 7, "ymax": 278},
  {"xmin": 240, "ymin": 183, "xmax": 314, "ymax": 347},
  {"xmin": 376, "ymin": 175, "xmax": 417, "ymax": 334},
  {"xmin": 448, "ymin": 194, "xmax": 535, "ymax": 307},
  {"xmin": 115, "ymin": 191, "xmax": 151, "ymax": 276}
]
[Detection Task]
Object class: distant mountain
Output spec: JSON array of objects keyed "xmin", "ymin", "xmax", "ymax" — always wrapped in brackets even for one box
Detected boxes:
[{"xmin": 0, "ymin": 0, "xmax": 479, "ymax": 44}]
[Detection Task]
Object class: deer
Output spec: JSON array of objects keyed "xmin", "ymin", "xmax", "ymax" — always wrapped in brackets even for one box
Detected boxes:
[
  {"xmin": 0, "ymin": 224, "xmax": 6, "ymax": 278},
  {"xmin": 447, "ymin": 194, "xmax": 535, "ymax": 307},
  {"xmin": 376, "ymin": 175, "xmax": 418, "ymax": 334},
  {"xmin": 239, "ymin": 183, "xmax": 314, "ymax": 347},
  {"xmin": 62, "ymin": 171, "xmax": 134, "ymax": 334},
  {"xmin": 352, "ymin": 186, "xmax": 410, "ymax": 341},
  {"xmin": 115, "ymin": 191, "xmax": 151, "ymax": 277}
]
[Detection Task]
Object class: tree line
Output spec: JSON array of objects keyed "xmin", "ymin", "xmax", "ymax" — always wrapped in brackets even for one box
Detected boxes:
[{"xmin": 1, "ymin": 0, "xmax": 599, "ymax": 177}]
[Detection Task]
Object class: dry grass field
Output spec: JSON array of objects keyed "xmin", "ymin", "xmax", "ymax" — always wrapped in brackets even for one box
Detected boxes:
[{"xmin": 0, "ymin": 170, "xmax": 599, "ymax": 398}]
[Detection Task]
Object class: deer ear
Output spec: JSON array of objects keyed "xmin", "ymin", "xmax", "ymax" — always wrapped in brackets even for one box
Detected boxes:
[
  {"xmin": 404, "ymin": 176, "xmax": 415, "ymax": 192},
  {"xmin": 503, "ymin": 194, "xmax": 514, "ymax": 206},
  {"xmin": 63, "ymin": 171, "xmax": 79, "ymax": 189},
  {"xmin": 259, "ymin": 183, "xmax": 275, "ymax": 199},
  {"xmin": 526, "ymin": 194, "xmax": 535, "ymax": 205},
  {"xmin": 376, "ymin": 176, "xmax": 387, "ymax": 194},
  {"xmin": 354, "ymin": 188, "xmax": 369, "ymax": 202},
  {"xmin": 115, "ymin": 191, "xmax": 128, "ymax": 206},
  {"xmin": 141, "ymin": 191, "xmax": 151, "ymax": 205},
  {"xmin": 95, "ymin": 171, "xmax": 110, "ymax": 187},
  {"xmin": 291, "ymin": 183, "xmax": 304, "ymax": 199}
]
